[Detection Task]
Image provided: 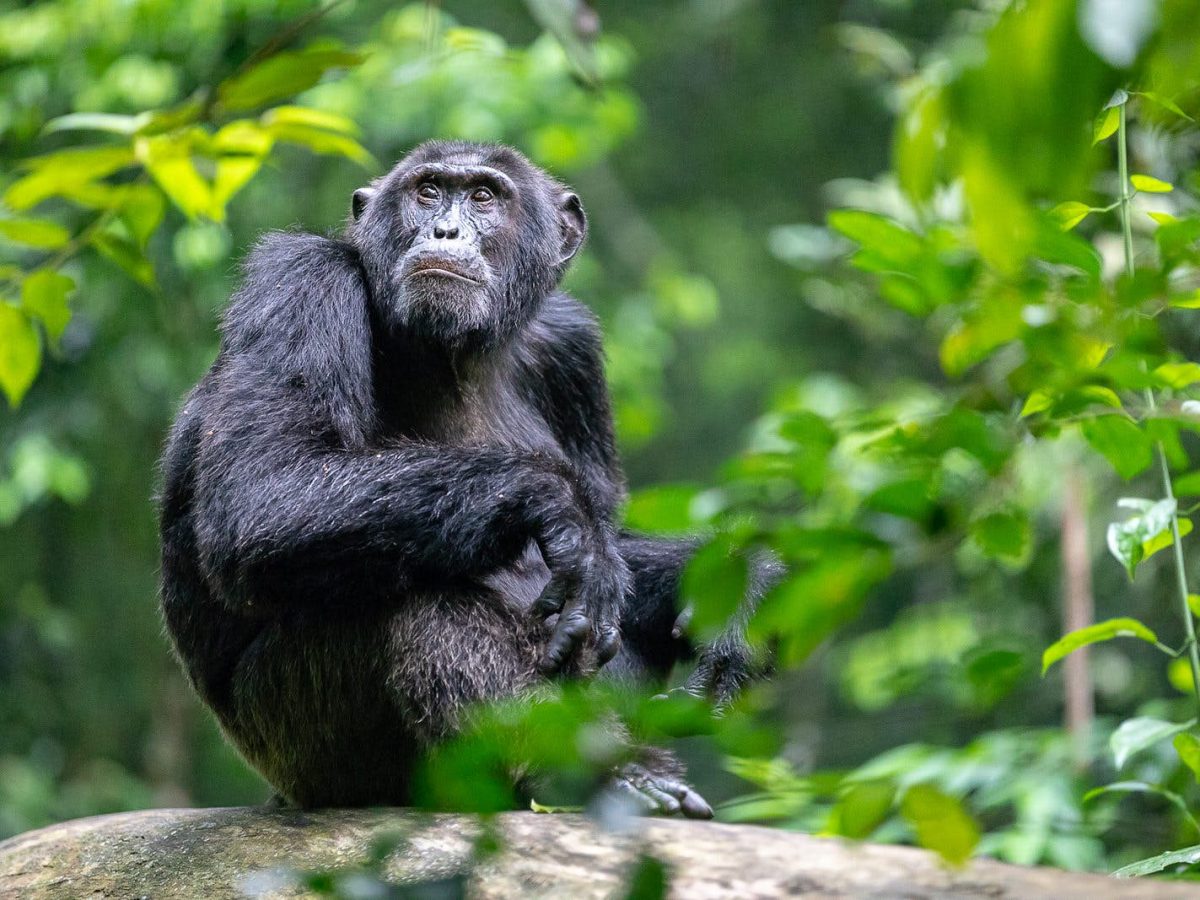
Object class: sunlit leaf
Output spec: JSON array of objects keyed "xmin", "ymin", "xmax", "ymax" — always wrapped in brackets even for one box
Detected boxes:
[
  {"xmin": 212, "ymin": 156, "xmax": 263, "ymax": 216},
  {"xmin": 1080, "ymin": 416, "xmax": 1153, "ymax": 479},
  {"xmin": 211, "ymin": 120, "xmax": 274, "ymax": 156},
  {"xmin": 1149, "ymin": 211, "xmax": 1178, "ymax": 225},
  {"xmin": 136, "ymin": 134, "xmax": 214, "ymax": 220},
  {"xmin": 1175, "ymin": 733, "xmax": 1200, "ymax": 783},
  {"xmin": 5, "ymin": 146, "xmax": 135, "ymax": 210},
  {"xmin": 0, "ymin": 302, "xmax": 41, "ymax": 406},
  {"xmin": 1042, "ymin": 618, "xmax": 1157, "ymax": 674},
  {"xmin": 0, "ymin": 218, "xmax": 69, "ymax": 249},
  {"xmin": 1106, "ymin": 497, "xmax": 1176, "ymax": 578},
  {"xmin": 1155, "ymin": 362, "xmax": 1200, "ymax": 389},
  {"xmin": 1131, "ymin": 174, "xmax": 1173, "ymax": 193},
  {"xmin": 900, "ymin": 784, "xmax": 979, "ymax": 866},
  {"xmin": 267, "ymin": 122, "xmax": 375, "ymax": 167},
  {"xmin": 261, "ymin": 105, "xmax": 360, "ymax": 136},
  {"xmin": 894, "ymin": 85, "xmax": 944, "ymax": 203},
  {"xmin": 20, "ymin": 270, "xmax": 73, "ymax": 343},
  {"xmin": 1020, "ymin": 390, "xmax": 1053, "ymax": 417},
  {"xmin": 1049, "ymin": 201, "xmax": 1091, "ymax": 230},
  {"xmin": 1113, "ymin": 844, "xmax": 1200, "ymax": 878},
  {"xmin": 1111, "ymin": 717, "xmax": 1196, "ymax": 769},
  {"xmin": 43, "ymin": 112, "xmax": 147, "ymax": 135},
  {"xmin": 827, "ymin": 210, "xmax": 923, "ymax": 269},
  {"xmin": 1142, "ymin": 517, "xmax": 1192, "ymax": 561},
  {"xmin": 217, "ymin": 46, "xmax": 363, "ymax": 112},
  {"xmin": 1093, "ymin": 106, "xmax": 1119, "ymax": 143},
  {"xmin": 118, "ymin": 186, "xmax": 166, "ymax": 249}
]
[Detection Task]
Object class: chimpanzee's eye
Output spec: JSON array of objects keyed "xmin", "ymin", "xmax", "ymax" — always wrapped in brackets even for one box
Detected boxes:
[
  {"xmin": 417, "ymin": 183, "xmax": 440, "ymax": 202},
  {"xmin": 470, "ymin": 187, "xmax": 494, "ymax": 204}
]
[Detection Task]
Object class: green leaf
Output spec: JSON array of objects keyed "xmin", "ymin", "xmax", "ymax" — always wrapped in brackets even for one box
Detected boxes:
[
  {"xmin": 212, "ymin": 156, "xmax": 263, "ymax": 216},
  {"xmin": 827, "ymin": 781, "xmax": 894, "ymax": 840},
  {"xmin": 137, "ymin": 134, "xmax": 213, "ymax": 221},
  {"xmin": 1080, "ymin": 416, "xmax": 1153, "ymax": 479},
  {"xmin": 43, "ymin": 112, "xmax": 147, "ymax": 135},
  {"xmin": 1173, "ymin": 472, "xmax": 1200, "ymax": 496},
  {"xmin": 864, "ymin": 478, "xmax": 933, "ymax": 521},
  {"xmin": 1107, "ymin": 498, "xmax": 1177, "ymax": 578},
  {"xmin": 0, "ymin": 302, "xmax": 41, "ymax": 406},
  {"xmin": 624, "ymin": 485, "xmax": 701, "ymax": 534},
  {"xmin": 827, "ymin": 210, "xmax": 923, "ymax": 269},
  {"xmin": 1093, "ymin": 106, "xmax": 1120, "ymax": 143},
  {"xmin": 969, "ymin": 509, "xmax": 1031, "ymax": 564},
  {"xmin": 899, "ymin": 784, "xmax": 979, "ymax": 866},
  {"xmin": 5, "ymin": 146, "xmax": 135, "ymax": 210},
  {"xmin": 1042, "ymin": 618, "xmax": 1158, "ymax": 674},
  {"xmin": 1131, "ymin": 174, "xmax": 1173, "ymax": 193},
  {"xmin": 118, "ymin": 186, "xmax": 166, "ymax": 249},
  {"xmin": 1156, "ymin": 362, "xmax": 1200, "ymax": 389},
  {"xmin": 682, "ymin": 535, "xmax": 748, "ymax": 641},
  {"xmin": 1049, "ymin": 200, "xmax": 1091, "ymax": 230},
  {"xmin": 1113, "ymin": 844, "xmax": 1200, "ymax": 878},
  {"xmin": 1111, "ymin": 717, "xmax": 1197, "ymax": 769},
  {"xmin": 20, "ymin": 270, "xmax": 73, "ymax": 343},
  {"xmin": 1084, "ymin": 781, "xmax": 1199, "ymax": 835},
  {"xmin": 1137, "ymin": 91, "xmax": 1194, "ymax": 122},
  {"xmin": 1143, "ymin": 517, "xmax": 1192, "ymax": 561},
  {"xmin": 217, "ymin": 46, "xmax": 363, "ymax": 112},
  {"xmin": 260, "ymin": 105, "xmax": 360, "ymax": 136},
  {"xmin": 91, "ymin": 231, "xmax": 156, "ymax": 288},
  {"xmin": 1020, "ymin": 389, "xmax": 1053, "ymax": 417},
  {"xmin": 623, "ymin": 854, "xmax": 668, "ymax": 900},
  {"xmin": 266, "ymin": 122, "xmax": 375, "ymax": 167},
  {"xmin": 1175, "ymin": 733, "xmax": 1200, "ymax": 783},
  {"xmin": 0, "ymin": 218, "xmax": 70, "ymax": 249}
]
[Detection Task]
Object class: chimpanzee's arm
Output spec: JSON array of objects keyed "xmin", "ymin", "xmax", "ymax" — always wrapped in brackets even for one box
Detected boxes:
[{"xmin": 519, "ymin": 292, "xmax": 625, "ymax": 521}]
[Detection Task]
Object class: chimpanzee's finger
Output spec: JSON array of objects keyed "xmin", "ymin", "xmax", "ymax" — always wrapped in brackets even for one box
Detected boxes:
[
  {"xmin": 595, "ymin": 625, "xmax": 621, "ymax": 665},
  {"xmin": 538, "ymin": 607, "xmax": 591, "ymax": 673}
]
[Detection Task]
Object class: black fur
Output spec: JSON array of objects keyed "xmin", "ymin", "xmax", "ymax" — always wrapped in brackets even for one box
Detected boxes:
[{"xmin": 158, "ymin": 141, "xmax": 770, "ymax": 811}]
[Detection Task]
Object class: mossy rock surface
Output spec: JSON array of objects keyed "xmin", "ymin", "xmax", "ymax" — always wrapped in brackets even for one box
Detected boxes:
[{"xmin": 1, "ymin": 806, "xmax": 1198, "ymax": 898}]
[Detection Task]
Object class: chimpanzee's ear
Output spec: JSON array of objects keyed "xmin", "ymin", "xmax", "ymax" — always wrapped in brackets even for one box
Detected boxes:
[
  {"xmin": 352, "ymin": 187, "xmax": 377, "ymax": 221},
  {"xmin": 557, "ymin": 191, "xmax": 587, "ymax": 264}
]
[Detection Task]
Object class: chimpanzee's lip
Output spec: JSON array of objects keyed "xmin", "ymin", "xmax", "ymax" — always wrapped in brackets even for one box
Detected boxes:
[{"xmin": 406, "ymin": 258, "xmax": 482, "ymax": 284}]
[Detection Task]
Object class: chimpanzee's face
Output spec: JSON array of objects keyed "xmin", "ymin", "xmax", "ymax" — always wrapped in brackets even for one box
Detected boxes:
[{"xmin": 351, "ymin": 142, "xmax": 586, "ymax": 351}]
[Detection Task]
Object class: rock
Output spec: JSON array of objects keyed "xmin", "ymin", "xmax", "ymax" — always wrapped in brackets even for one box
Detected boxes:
[{"xmin": 0, "ymin": 806, "xmax": 1196, "ymax": 899}]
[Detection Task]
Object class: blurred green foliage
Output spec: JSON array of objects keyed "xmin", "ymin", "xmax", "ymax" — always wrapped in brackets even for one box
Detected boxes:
[{"xmin": 9, "ymin": 0, "xmax": 1200, "ymax": 887}]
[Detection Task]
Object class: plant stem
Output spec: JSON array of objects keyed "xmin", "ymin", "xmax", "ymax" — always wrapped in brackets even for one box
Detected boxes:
[
  {"xmin": 1118, "ymin": 100, "xmax": 1200, "ymax": 712},
  {"xmin": 1117, "ymin": 104, "xmax": 1136, "ymax": 280}
]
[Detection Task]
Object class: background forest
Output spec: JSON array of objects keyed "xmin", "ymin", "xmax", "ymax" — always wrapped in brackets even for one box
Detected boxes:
[{"xmin": 5, "ymin": 0, "xmax": 1200, "ymax": 882}]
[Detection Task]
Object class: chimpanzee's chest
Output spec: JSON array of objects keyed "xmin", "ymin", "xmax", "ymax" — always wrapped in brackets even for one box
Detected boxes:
[{"xmin": 374, "ymin": 373, "xmax": 563, "ymax": 459}]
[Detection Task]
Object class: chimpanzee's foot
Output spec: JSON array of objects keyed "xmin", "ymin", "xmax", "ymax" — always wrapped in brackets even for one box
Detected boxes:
[{"xmin": 608, "ymin": 749, "xmax": 713, "ymax": 819}]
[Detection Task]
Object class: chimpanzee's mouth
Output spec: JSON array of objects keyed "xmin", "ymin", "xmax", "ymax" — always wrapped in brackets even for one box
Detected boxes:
[{"xmin": 406, "ymin": 257, "xmax": 483, "ymax": 285}]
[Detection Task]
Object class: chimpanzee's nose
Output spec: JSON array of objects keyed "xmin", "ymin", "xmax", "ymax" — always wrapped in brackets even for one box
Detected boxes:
[{"xmin": 433, "ymin": 222, "xmax": 459, "ymax": 240}]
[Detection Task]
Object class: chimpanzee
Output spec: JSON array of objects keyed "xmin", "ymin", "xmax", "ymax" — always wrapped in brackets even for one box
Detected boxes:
[{"xmin": 158, "ymin": 140, "xmax": 773, "ymax": 817}]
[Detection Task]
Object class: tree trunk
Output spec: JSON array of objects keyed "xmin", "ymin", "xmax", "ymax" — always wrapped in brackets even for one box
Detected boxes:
[{"xmin": 1, "ymin": 807, "xmax": 1197, "ymax": 899}]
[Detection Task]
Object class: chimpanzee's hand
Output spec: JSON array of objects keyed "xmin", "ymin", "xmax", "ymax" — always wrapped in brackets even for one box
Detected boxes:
[{"xmin": 532, "ymin": 523, "xmax": 628, "ymax": 674}]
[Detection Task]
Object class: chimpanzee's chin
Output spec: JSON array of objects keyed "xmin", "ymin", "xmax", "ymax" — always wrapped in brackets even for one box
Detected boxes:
[{"xmin": 393, "ymin": 283, "xmax": 490, "ymax": 347}]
